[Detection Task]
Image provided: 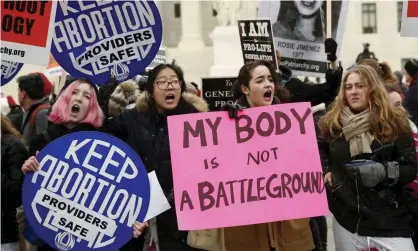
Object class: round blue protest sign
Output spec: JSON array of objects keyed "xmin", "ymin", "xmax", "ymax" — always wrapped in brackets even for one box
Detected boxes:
[
  {"xmin": 51, "ymin": 1, "xmax": 163, "ymax": 85},
  {"xmin": 23, "ymin": 131, "xmax": 151, "ymax": 251},
  {"xmin": 1, "ymin": 60, "xmax": 24, "ymax": 86}
]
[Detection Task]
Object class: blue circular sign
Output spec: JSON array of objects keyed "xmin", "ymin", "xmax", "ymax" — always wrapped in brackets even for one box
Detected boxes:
[
  {"xmin": 23, "ymin": 131, "xmax": 151, "ymax": 251},
  {"xmin": 1, "ymin": 60, "xmax": 24, "ymax": 86},
  {"xmin": 51, "ymin": 0, "xmax": 163, "ymax": 85}
]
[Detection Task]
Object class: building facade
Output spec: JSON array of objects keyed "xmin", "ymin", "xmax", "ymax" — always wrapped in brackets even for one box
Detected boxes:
[
  {"xmin": 160, "ymin": 0, "xmax": 418, "ymax": 84},
  {"xmin": 2, "ymin": 1, "xmax": 418, "ymax": 100}
]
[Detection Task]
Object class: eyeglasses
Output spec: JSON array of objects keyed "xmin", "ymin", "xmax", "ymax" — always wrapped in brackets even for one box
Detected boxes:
[{"xmin": 155, "ymin": 80, "xmax": 182, "ymax": 90}]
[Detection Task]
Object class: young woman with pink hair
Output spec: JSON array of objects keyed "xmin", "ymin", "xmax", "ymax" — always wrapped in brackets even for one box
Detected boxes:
[{"xmin": 21, "ymin": 78, "xmax": 146, "ymax": 251}]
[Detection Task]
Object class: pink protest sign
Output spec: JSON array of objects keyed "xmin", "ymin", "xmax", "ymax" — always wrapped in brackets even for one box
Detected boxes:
[{"xmin": 167, "ymin": 102, "xmax": 328, "ymax": 230}]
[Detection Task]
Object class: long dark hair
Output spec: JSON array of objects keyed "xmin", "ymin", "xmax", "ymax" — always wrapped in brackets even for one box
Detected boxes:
[
  {"xmin": 232, "ymin": 60, "xmax": 290, "ymax": 102},
  {"xmin": 146, "ymin": 64, "xmax": 186, "ymax": 94},
  {"xmin": 146, "ymin": 64, "xmax": 197, "ymax": 115}
]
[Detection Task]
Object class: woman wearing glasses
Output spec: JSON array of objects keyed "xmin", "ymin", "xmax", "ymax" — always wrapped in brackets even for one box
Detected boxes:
[{"xmin": 106, "ymin": 64, "xmax": 209, "ymax": 251}]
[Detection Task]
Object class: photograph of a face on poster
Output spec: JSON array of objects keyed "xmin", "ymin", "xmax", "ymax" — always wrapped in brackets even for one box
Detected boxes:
[
  {"xmin": 258, "ymin": 0, "xmax": 348, "ymax": 77},
  {"xmin": 273, "ymin": 0, "xmax": 341, "ymax": 43}
]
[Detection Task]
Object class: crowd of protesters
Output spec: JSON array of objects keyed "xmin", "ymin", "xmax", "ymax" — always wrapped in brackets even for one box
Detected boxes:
[{"xmin": 2, "ymin": 36, "xmax": 418, "ymax": 251}]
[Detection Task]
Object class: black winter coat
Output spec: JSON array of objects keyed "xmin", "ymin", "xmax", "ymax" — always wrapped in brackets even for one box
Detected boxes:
[
  {"xmin": 281, "ymin": 66, "xmax": 343, "ymax": 106},
  {"xmin": 404, "ymin": 81, "xmax": 418, "ymax": 125},
  {"xmin": 1, "ymin": 133, "xmax": 27, "ymax": 243},
  {"xmin": 28, "ymin": 123, "xmax": 97, "ymax": 156},
  {"xmin": 106, "ymin": 91, "xmax": 208, "ymax": 251},
  {"xmin": 318, "ymin": 132, "xmax": 417, "ymax": 237},
  {"xmin": 28, "ymin": 123, "xmax": 97, "ymax": 251}
]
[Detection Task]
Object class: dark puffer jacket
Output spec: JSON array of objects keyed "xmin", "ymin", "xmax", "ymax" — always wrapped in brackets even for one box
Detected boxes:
[
  {"xmin": 404, "ymin": 74, "xmax": 418, "ymax": 125},
  {"xmin": 318, "ymin": 132, "xmax": 417, "ymax": 237},
  {"xmin": 280, "ymin": 65, "xmax": 343, "ymax": 107},
  {"xmin": 1, "ymin": 134, "xmax": 27, "ymax": 243},
  {"xmin": 106, "ymin": 91, "xmax": 208, "ymax": 251}
]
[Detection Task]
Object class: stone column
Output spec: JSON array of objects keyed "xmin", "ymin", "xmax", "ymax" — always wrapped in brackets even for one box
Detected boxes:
[{"xmin": 177, "ymin": 0, "xmax": 205, "ymax": 50}]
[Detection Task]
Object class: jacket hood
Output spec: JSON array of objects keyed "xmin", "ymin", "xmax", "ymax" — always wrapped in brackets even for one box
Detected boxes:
[
  {"xmin": 108, "ymin": 80, "xmax": 140, "ymax": 117},
  {"xmin": 136, "ymin": 90, "xmax": 209, "ymax": 113}
]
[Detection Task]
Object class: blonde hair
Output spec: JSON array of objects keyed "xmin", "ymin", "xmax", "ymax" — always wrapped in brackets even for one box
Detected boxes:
[
  {"xmin": 1, "ymin": 114, "xmax": 22, "ymax": 139},
  {"xmin": 320, "ymin": 64, "xmax": 411, "ymax": 142}
]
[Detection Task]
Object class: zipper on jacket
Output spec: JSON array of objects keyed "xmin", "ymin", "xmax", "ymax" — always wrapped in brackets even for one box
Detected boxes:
[{"xmin": 355, "ymin": 179, "xmax": 361, "ymax": 233}]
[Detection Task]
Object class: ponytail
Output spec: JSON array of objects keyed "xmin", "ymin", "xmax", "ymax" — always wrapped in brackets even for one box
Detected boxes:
[
  {"xmin": 379, "ymin": 62, "xmax": 398, "ymax": 85},
  {"xmin": 358, "ymin": 59, "xmax": 398, "ymax": 86}
]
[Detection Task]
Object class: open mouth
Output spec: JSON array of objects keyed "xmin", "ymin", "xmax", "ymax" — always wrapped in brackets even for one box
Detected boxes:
[
  {"xmin": 165, "ymin": 94, "xmax": 175, "ymax": 103},
  {"xmin": 263, "ymin": 90, "xmax": 273, "ymax": 99},
  {"xmin": 301, "ymin": 0, "xmax": 316, "ymax": 8},
  {"xmin": 71, "ymin": 104, "xmax": 80, "ymax": 114}
]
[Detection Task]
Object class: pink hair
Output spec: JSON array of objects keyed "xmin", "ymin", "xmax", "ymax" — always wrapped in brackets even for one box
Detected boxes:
[{"xmin": 49, "ymin": 80, "xmax": 104, "ymax": 128}]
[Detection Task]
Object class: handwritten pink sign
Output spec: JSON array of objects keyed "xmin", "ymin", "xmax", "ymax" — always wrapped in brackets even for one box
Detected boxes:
[{"xmin": 167, "ymin": 102, "xmax": 328, "ymax": 230}]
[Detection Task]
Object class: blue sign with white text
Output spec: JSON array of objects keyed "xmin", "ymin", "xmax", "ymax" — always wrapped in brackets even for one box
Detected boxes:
[
  {"xmin": 23, "ymin": 131, "xmax": 151, "ymax": 251},
  {"xmin": 1, "ymin": 60, "xmax": 24, "ymax": 86},
  {"xmin": 51, "ymin": 0, "xmax": 163, "ymax": 85}
]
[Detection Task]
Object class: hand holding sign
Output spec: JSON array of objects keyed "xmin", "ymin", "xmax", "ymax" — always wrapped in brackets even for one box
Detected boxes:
[
  {"xmin": 22, "ymin": 152, "xmax": 40, "ymax": 174},
  {"xmin": 23, "ymin": 132, "xmax": 154, "ymax": 251},
  {"xmin": 133, "ymin": 221, "xmax": 148, "ymax": 238}
]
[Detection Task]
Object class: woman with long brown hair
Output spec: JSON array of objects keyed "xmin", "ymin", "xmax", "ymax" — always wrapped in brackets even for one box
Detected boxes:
[
  {"xmin": 1, "ymin": 114, "xmax": 27, "ymax": 251},
  {"xmin": 357, "ymin": 59, "xmax": 399, "ymax": 89},
  {"xmin": 319, "ymin": 65, "xmax": 417, "ymax": 250},
  {"xmin": 223, "ymin": 60, "xmax": 313, "ymax": 251}
]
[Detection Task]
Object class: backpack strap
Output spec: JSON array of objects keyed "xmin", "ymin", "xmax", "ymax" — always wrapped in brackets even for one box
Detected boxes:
[
  {"xmin": 41, "ymin": 130, "xmax": 52, "ymax": 144},
  {"xmin": 30, "ymin": 103, "xmax": 50, "ymax": 135}
]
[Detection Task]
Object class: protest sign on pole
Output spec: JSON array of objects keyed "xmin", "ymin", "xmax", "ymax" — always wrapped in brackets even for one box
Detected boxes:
[
  {"xmin": 1, "ymin": 1, "xmax": 57, "ymax": 65},
  {"xmin": 50, "ymin": 1, "xmax": 163, "ymax": 85},
  {"xmin": 45, "ymin": 53, "xmax": 67, "ymax": 78},
  {"xmin": 202, "ymin": 77, "xmax": 236, "ymax": 111},
  {"xmin": 167, "ymin": 103, "xmax": 328, "ymax": 230},
  {"xmin": 258, "ymin": 0, "xmax": 348, "ymax": 77},
  {"xmin": 238, "ymin": 19, "xmax": 278, "ymax": 70},
  {"xmin": 401, "ymin": 0, "xmax": 418, "ymax": 37},
  {"xmin": 1, "ymin": 60, "xmax": 24, "ymax": 86},
  {"xmin": 22, "ymin": 131, "xmax": 169, "ymax": 251}
]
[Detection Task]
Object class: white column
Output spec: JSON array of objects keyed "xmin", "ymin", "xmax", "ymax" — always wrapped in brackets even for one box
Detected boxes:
[{"xmin": 177, "ymin": 1, "xmax": 205, "ymax": 50}]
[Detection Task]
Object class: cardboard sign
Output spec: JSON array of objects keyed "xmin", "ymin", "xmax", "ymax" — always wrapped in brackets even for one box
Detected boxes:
[
  {"xmin": 202, "ymin": 77, "xmax": 236, "ymax": 111},
  {"xmin": 147, "ymin": 47, "xmax": 167, "ymax": 70},
  {"xmin": 23, "ymin": 132, "xmax": 152, "ymax": 251},
  {"xmin": 401, "ymin": 0, "xmax": 418, "ymax": 37},
  {"xmin": 258, "ymin": 1, "xmax": 349, "ymax": 77},
  {"xmin": 1, "ymin": 1, "xmax": 57, "ymax": 65},
  {"xmin": 167, "ymin": 103, "xmax": 328, "ymax": 230},
  {"xmin": 238, "ymin": 19, "xmax": 278, "ymax": 70},
  {"xmin": 45, "ymin": 53, "xmax": 67, "ymax": 77},
  {"xmin": 51, "ymin": 1, "xmax": 163, "ymax": 85},
  {"xmin": 1, "ymin": 60, "xmax": 24, "ymax": 86}
]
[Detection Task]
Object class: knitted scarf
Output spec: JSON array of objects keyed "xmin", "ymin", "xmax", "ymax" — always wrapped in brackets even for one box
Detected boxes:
[{"xmin": 341, "ymin": 107, "xmax": 373, "ymax": 157}]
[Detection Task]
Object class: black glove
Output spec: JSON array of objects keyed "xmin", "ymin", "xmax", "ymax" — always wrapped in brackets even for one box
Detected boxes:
[
  {"xmin": 225, "ymin": 103, "xmax": 243, "ymax": 119},
  {"xmin": 370, "ymin": 143, "xmax": 394, "ymax": 163},
  {"xmin": 324, "ymin": 38, "xmax": 338, "ymax": 62}
]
